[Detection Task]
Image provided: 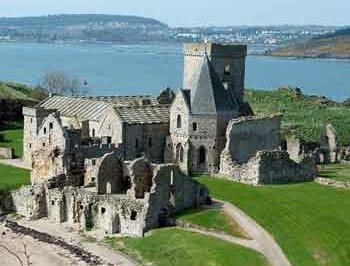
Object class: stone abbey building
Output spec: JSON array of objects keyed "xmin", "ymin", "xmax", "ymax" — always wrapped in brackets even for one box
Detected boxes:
[{"xmin": 12, "ymin": 43, "xmax": 316, "ymax": 237}]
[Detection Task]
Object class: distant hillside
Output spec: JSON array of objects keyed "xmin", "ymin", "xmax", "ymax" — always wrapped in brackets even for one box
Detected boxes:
[
  {"xmin": 246, "ymin": 87, "xmax": 350, "ymax": 145},
  {"xmin": 0, "ymin": 82, "xmax": 47, "ymax": 101},
  {"xmin": 0, "ymin": 14, "xmax": 169, "ymax": 43},
  {"xmin": 268, "ymin": 28, "xmax": 350, "ymax": 59}
]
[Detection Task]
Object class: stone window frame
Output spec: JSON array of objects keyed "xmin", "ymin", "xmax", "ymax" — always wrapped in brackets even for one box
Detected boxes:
[{"xmin": 49, "ymin": 122, "xmax": 53, "ymax": 130}]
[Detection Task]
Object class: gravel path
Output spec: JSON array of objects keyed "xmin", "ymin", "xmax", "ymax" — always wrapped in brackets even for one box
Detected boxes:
[
  {"xmin": 0, "ymin": 159, "xmax": 31, "ymax": 170},
  {"xmin": 4, "ymin": 217, "xmax": 138, "ymax": 266},
  {"xmin": 214, "ymin": 199, "xmax": 291, "ymax": 266}
]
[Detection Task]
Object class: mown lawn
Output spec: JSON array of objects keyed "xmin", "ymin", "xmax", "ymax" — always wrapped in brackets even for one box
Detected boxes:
[
  {"xmin": 0, "ymin": 121, "xmax": 24, "ymax": 158},
  {"xmin": 106, "ymin": 228, "xmax": 268, "ymax": 266},
  {"xmin": 0, "ymin": 163, "xmax": 30, "ymax": 192},
  {"xmin": 175, "ymin": 208, "xmax": 250, "ymax": 239},
  {"xmin": 198, "ymin": 177, "xmax": 350, "ymax": 266},
  {"xmin": 318, "ymin": 164, "xmax": 350, "ymax": 182}
]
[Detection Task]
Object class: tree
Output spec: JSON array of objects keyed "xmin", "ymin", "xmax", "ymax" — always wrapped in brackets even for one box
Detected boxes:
[{"xmin": 41, "ymin": 71, "xmax": 86, "ymax": 96}]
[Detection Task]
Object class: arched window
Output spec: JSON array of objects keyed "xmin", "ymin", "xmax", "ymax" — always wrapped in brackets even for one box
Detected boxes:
[
  {"xmin": 177, "ymin": 115, "xmax": 182, "ymax": 128},
  {"xmin": 176, "ymin": 144, "xmax": 184, "ymax": 163},
  {"xmin": 198, "ymin": 146, "xmax": 206, "ymax": 164}
]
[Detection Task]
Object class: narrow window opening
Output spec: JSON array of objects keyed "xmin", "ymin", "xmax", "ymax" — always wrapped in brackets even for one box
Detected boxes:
[
  {"xmin": 43, "ymin": 127, "xmax": 47, "ymax": 134},
  {"xmin": 148, "ymin": 138, "xmax": 153, "ymax": 147},
  {"xmin": 80, "ymin": 205, "xmax": 84, "ymax": 210},
  {"xmin": 177, "ymin": 115, "xmax": 182, "ymax": 128},
  {"xmin": 135, "ymin": 139, "xmax": 139, "ymax": 149},
  {"xmin": 193, "ymin": 122, "xmax": 197, "ymax": 131},
  {"xmin": 92, "ymin": 159, "xmax": 96, "ymax": 166},
  {"xmin": 92, "ymin": 129, "xmax": 96, "ymax": 138},
  {"xmin": 49, "ymin": 122, "xmax": 53, "ymax": 130},
  {"xmin": 101, "ymin": 207, "xmax": 106, "ymax": 214},
  {"xmin": 42, "ymin": 142, "xmax": 46, "ymax": 147},
  {"xmin": 51, "ymin": 200, "xmax": 55, "ymax": 206},
  {"xmin": 29, "ymin": 143, "xmax": 32, "ymax": 148}
]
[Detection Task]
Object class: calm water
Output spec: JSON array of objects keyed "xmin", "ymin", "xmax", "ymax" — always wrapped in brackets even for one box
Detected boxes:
[{"xmin": 0, "ymin": 42, "xmax": 349, "ymax": 100}]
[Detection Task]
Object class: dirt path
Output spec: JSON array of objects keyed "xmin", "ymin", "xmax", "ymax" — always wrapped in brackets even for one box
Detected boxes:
[
  {"xmin": 4, "ymin": 217, "xmax": 138, "ymax": 266},
  {"xmin": 0, "ymin": 224, "xmax": 86, "ymax": 266},
  {"xmin": 0, "ymin": 158, "xmax": 31, "ymax": 170},
  {"xmin": 213, "ymin": 199, "xmax": 291, "ymax": 266}
]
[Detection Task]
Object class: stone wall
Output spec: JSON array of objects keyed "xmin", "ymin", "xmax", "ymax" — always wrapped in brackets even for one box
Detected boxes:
[
  {"xmin": 315, "ymin": 177, "xmax": 350, "ymax": 189},
  {"xmin": 0, "ymin": 147, "xmax": 14, "ymax": 159},
  {"xmin": 223, "ymin": 115, "xmax": 281, "ymax": 164},
  {"xmin": 220, "ymin": 150, "xmax": 317, "ymax": 185}
]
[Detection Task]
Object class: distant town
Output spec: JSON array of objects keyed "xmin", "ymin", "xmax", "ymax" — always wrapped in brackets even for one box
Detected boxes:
[{"xmin": 0, "ymin": 14, "xmax": 346, "ymax": 51}]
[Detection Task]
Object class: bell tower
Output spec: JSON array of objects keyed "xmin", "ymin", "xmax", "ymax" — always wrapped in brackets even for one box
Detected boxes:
[{"xmin": 183, "ymin": 43, "xmax": 247, "ymax": 105}]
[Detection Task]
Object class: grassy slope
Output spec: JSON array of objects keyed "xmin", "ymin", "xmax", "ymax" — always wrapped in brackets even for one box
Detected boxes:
[
  {"xmin": 0, "ymin": 122, "xmax": 24, "ymax": 158},
  {"xmin": 0, "ymin": 163, "xmax": 30, "ymax": 192},
  {"xmin": 245, "ymin": 88, "xmax": 350, "ymax": 145},
  {"xmin": 106, "ymin": 228, "xmax": 268, "ymax": 266},
  {"xmin": 175, "ymin": 208, "xmax": 249, "ymax": 238},
  {"xmin": 0, "ymin": 82, "xmax": 34, "ymax": 100},
  {"xmin": 198, "ymin": 177, "xmax": 350, "ymax": 266},
  {"xmin": 319, "ymin": 164, "xmax": 350, "ymax": 182}
]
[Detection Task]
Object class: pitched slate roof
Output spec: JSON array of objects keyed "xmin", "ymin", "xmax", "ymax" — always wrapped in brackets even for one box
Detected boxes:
[
  {"xmin": 38, "ymin": 96, "xmax": 111, "ymax": 121},
  {"xmin": 78, "ymin": 95, "xmax": 159, "ymax": 107},
  {"xmin": 114, "ymin": 105, "xmax": 170, "ymax": 125},
  {"xmin": 190, "ymin": 55, "xmax": 238, "ymax": 114}
]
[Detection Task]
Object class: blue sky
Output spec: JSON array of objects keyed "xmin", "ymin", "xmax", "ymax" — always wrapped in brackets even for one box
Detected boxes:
[{"xmin": 1, "ymin": 0, "xmax": 349, "ymax": 27}]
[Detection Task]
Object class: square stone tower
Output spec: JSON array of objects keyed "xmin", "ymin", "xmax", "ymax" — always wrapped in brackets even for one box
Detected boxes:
[{"xmin": 184, "ymin": 43, "xmax": 247, "ymax": 105}]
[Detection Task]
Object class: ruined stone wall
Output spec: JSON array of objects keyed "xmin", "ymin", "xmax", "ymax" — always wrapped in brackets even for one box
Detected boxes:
[
  {"xmin": 23, "ymin": 107, "xmax": 56, "ymax": 166},
  {"xmin": 145, "ymin": 164, "xmax": 209, "ymax": 230},
  {"xmin": 10, "ymin": 184, "xmax": 46, "ymax": 218},
  {"xmin": 220, "ymin": 150, "xmax": 316, "ymax": 185},
  {"xmin": 224, "ymin": 115, "xmax": 281, "ymax": 164}
]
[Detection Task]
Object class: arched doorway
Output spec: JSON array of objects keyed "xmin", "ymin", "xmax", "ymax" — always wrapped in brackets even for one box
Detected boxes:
[
  {"xmin": 198, "ymin": 146, "xmax": 206, "ymax": 165},
  {"xmin": 176, "ymin": 143, "xmax": 184, "ymax": 163}
]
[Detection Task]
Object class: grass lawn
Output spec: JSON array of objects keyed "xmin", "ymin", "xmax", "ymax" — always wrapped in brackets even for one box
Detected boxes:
[
  {"xmin": 106, "ymin": 228, "xmax": 268, "ymax": 266},
  {"xmin": 318, "ymin": 164, "xmax": 350, "ymax": 182},
  {"xmin": 197, "ymin": 177, "xmax": 350, "ymax": 266},
  {"xmin": 0, "ymin": 163, "xmax": 30, "ymax": 192},
  {"xmin": 0, "ymin": 121, "xmax": 24, "ymax": 158},
  {"xmin": 246, "ymin": 88, "xmax": 350, "ymax": 145},
  {"xmin": 175, "ymin": 208, "xmax": 250, "ymax": 239}
]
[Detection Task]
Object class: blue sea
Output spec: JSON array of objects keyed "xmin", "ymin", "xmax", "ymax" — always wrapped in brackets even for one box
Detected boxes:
[{"xmin": 0, "ymin": 42, "xmax": 349, "ymax": 101}]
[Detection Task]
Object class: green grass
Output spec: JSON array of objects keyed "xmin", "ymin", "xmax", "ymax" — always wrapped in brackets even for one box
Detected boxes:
[
  {"xmin": 246, "ymin": 88, "xmax": 350, "ymax": 145},
  {"xmin": 0, "ymin": 163, "xmax": 30, "ymax": 192},
  {"xmin": 0, "ymin": 121, "xmax": 24, "ymax": 158},
  {"xmin": 175, "ymin": 208, "xmax": 250, "ymax": 239},
  {"xmin": 197, "ymin": 177, "xmax": 350, "ymax": 266},
  {"xmin": 106, "ymin": 228, "xmax": 268, "ymax": 266},
  {"xmin": 318, "ymin": 164, "xmax": 350, "ymax": 182}
]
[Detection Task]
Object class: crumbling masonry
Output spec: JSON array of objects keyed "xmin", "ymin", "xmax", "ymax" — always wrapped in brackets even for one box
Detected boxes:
[{"xmin": 11, "ymin": 42, "xmax": 318, "ymax": 236}]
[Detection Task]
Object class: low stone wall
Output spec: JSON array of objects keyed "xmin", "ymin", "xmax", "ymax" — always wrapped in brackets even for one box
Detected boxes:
[
  {"xmin": 0, "ymin": 192, "xmax": 14, "ymax": 216},
  {"xmin": 220, "ymin": 150, "xmax": 317, "ymax": 185},
  {"xmin": 0, "ymin": 147, "xmax": 14, "ymax": 159},
  {"xmin": 315, "ymin": 177, "xmax": 350, "ymax": 189}
]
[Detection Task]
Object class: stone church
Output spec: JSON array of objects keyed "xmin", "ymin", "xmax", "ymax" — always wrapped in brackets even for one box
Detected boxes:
[{"xmin": 12, "ymin": 42, "xmax": 317, "ymax": 237}]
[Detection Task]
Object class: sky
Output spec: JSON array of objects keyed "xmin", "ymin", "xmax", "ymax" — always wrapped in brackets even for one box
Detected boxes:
[{"xmin": 0, "ymin": 0, "xmax": 349, "ymax": 27}]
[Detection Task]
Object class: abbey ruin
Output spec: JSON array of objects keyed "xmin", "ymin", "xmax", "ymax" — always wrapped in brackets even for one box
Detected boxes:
[{"xmin": 7, "ymin": 43, "xmax": 318, "ymax": 237}]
